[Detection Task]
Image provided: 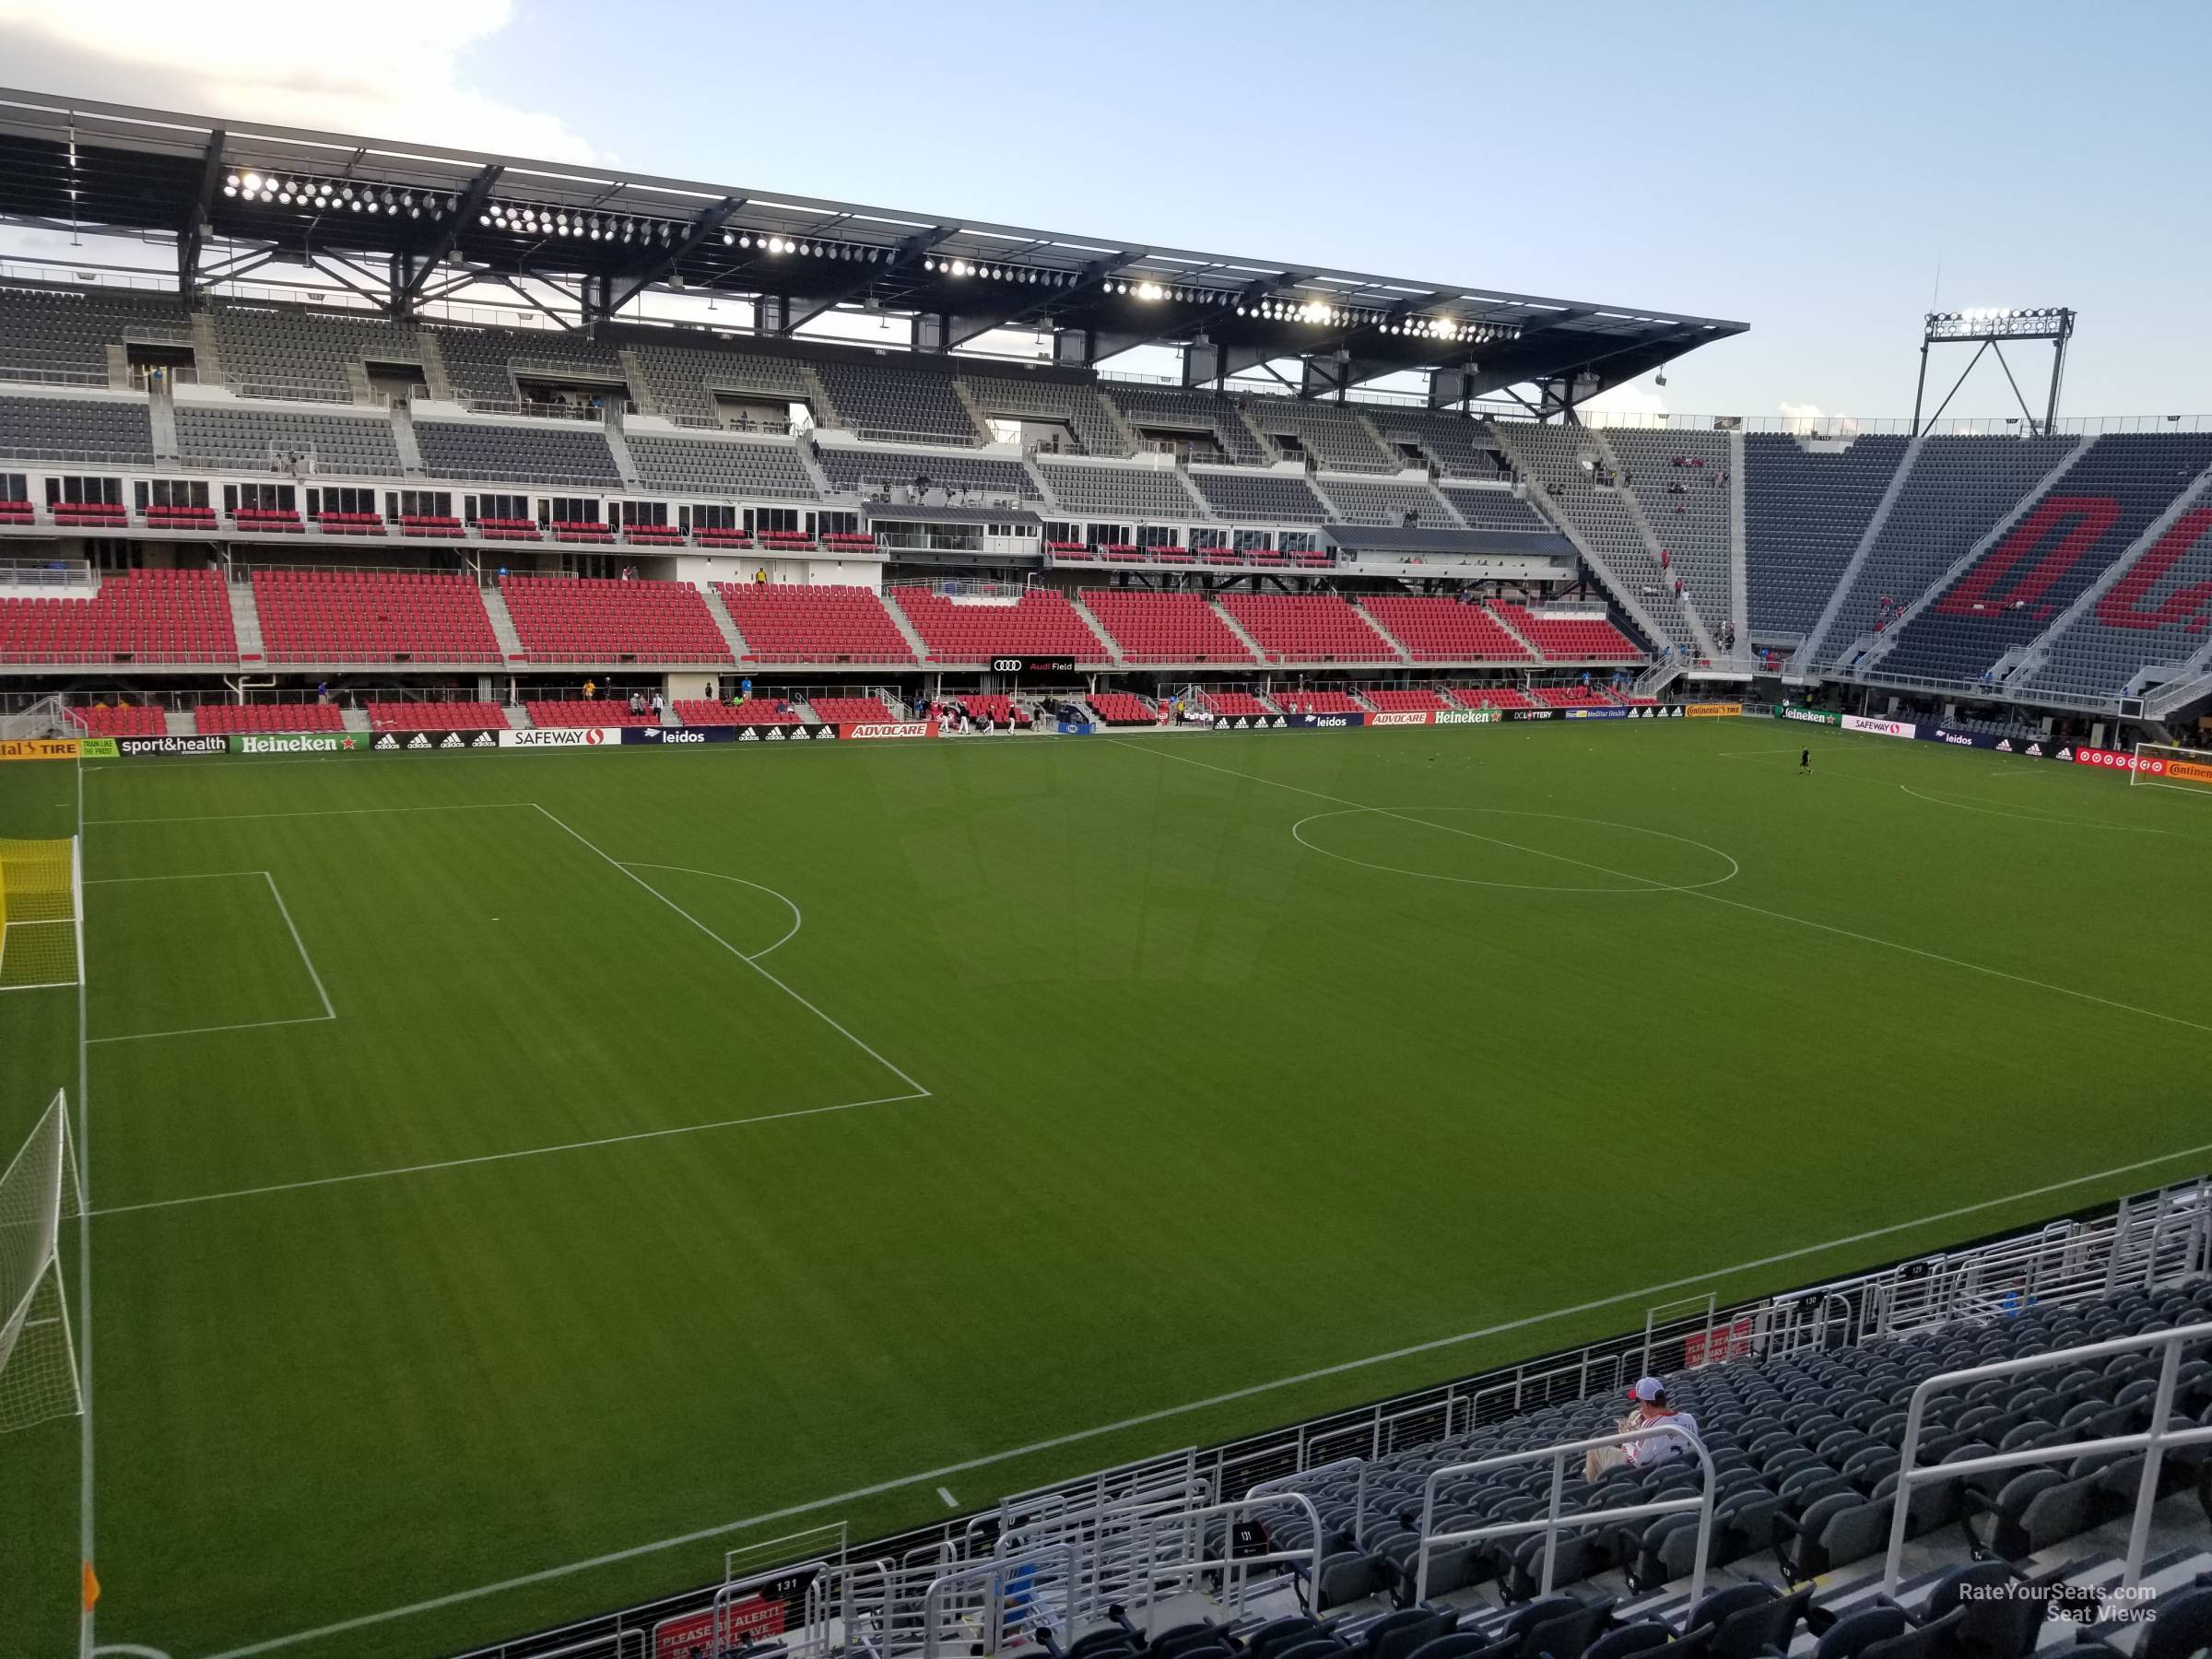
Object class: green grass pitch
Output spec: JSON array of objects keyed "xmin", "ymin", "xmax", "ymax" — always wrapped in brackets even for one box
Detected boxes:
[{"xmin": 3, "ymin": 718, "xmax": 2209, "ymax": 1658}]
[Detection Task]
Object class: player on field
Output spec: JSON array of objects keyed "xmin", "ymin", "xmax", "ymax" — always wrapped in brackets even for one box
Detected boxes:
[{"xmin": 1800, "ymin": 747, "xmax": 1811, "ymax": 773}]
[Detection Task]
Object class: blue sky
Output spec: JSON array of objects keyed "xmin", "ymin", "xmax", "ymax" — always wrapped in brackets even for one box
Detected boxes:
[{"xmin": 4, "ymin": 0, "xmax": 2206, "ymax": 421}]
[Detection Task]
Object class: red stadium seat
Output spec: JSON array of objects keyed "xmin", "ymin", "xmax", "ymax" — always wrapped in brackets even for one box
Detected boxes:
[
  {"xmin": 1218, "ymin": 593, "xmax": 1396, "ymax": 663},
  {"xmin": 716, "ymin": 584, "xmax": 915, "ymax": 665},
  {"xmin": 252, "ymin": 570, "xmax": 501, "ymax": 665},
  {"xmin": 0, "ymin": 569, "xmax": 238, "ymax": 665},
  {"xmin": 500, "ymin": 575, "xmax": 733, "ymax": 664},
  {"xmin": 1079, "ymin": 592, "xmax": 1258, "ymax": 665}
]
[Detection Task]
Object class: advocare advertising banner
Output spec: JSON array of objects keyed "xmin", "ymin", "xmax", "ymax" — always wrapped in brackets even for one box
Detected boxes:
[
  {"xmin": 1840, "ymin": 714, "xmax": 1917, "ymax": 740},
  {"xmin": 371, "ymin": 730, "xmax": 503, "ymax": 753},
  {"xmin": 1368, "ymin": 712, "xmax": 1432, "ymax": 726},
  {"xmin": 838, "ymin": 721, "xmax": 935, "ymax": 740},
  {"xmin": 227, "ymin": 732, "xmax": 371, "ymax": 755}
]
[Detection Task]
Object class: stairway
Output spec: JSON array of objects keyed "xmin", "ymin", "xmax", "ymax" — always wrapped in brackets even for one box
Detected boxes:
[
  {"xmin": 602, "ymin": 412, "xmax": 644, "ymax": 490},
  {"xmin": 879, "ymin": 589, "xmax": 935, "ymax": 661},
  {"xmin": 699, "ymin": 582, "xmax": 754, "ymax": 663},
  {"xmin": 479, "ymin": 582, "xmax": 528, "ymax": 663},
  {"xmin": 389, "ymin": 399, "xmax": 425, "ymax": 477},
  {"xmin": 226, "ymin": 577, "xmax": 265, "ymax": 662},
  {"xmin": 1210, "ymin": 601, "xmax": 1273, "ymax": 665},
  {"xmin": 1065, "ymin": 593, "xmax": 1127, "ymax": 665},
  {"xmin": 147, "ymin": 384, "xmax": 179, "ymax": 463}
]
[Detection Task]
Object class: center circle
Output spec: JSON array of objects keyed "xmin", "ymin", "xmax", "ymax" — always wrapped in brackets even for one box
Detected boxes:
[{"xmin": 1290, "ymin": 806, "xmax": 1740, "ymax": 894}]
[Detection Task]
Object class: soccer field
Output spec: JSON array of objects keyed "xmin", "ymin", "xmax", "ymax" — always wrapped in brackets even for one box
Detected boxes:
[{"xmin": 4, "ymin": 718, "xmax": 2209, "ymax": 1659}]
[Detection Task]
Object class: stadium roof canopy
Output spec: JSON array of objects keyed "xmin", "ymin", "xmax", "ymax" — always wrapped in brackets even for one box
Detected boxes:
[{"xmin": 0, "ymin": 87, "xmax": 1746, "ymax": 410}]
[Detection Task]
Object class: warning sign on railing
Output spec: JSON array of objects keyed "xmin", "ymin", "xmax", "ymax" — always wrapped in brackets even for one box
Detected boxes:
[{"xmin": 1682, "ymin": 1316, "xmax": 1754, "ymax": 1369}]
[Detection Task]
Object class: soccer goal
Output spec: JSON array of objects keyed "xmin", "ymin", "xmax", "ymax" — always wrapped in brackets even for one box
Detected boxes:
[
  {"xmin": 0, "ymin": 1092, "xmax": 82, "ymax": 1434},
  {"xmin": 0, "ymin": 834, "xmax": 82, "ymax": 992},
  {"xmin": 2129, "ymin": 742, "xmax": 2212, "ymax": 795}
]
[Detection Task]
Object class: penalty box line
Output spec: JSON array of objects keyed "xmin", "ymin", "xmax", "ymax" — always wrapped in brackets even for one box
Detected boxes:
[
  {"xmin": 1104, "ymin": 737, "xmax": 2212, "ymax": 1041},
  {"xmin": 198, "ymin": 1135, "xmax": 2212, "ymax": 1659},
  {"xmin": 83, "ymin": 872, "xmax": 335, "ymax": 1044}
]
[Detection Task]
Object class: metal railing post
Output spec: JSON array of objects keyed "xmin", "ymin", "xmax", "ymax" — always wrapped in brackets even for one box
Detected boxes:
[
  {"xmin": 2124, "ymin": 1336, "xmax": 2183, "ymax": 1586},
  {"xmin": 1540, "ymin": 1449, "xmax": 1566, "ymax": 1596}
]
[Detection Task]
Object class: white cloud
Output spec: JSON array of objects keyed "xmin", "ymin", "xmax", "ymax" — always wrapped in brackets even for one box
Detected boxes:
[
  {"xmin": 1777, "ymin": 401, "xmax": 1858, "ymax": 435},
  {"xmin": 0, "ymin": 0, "xmax": 599, "ymax": 161},
  {"xmin": 1581, "ymin": 379, "xmax": 1670, "ymax": 421}
]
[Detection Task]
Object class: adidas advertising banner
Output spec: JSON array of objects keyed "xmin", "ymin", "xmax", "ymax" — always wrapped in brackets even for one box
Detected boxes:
[
  {"xmin": 1627, "ymin": 706, "xmax": 1686, "ymax": 719},
  {"xmin": 1368, "ymin": 712, "xmax": 1432, "ymax": 726},
  {"xmin": 227, "ymin": 732, "xmax": 371, "ymax": 755},
  {"xmin": 1210, "ymin": 713, "xmax": 1288, "ymax": 731},
  {"xmin": 1920, "ymin": 728, "xmax": 2061, "ymax": 761},
  {"xmin": 371, "ymin": 730, "xmax": 503, "ymax": 753},
  {"xmin": 1431, "ymin": 711, "xmax": 1500, "ymax": 725},
  {"xmin": 114, "ymin": 735, "xmax": 226, "ymax": 758},
  {"xmin": 1286, "ymin": 712, "xmax": 1367, "ymax": 729},
  {"xmin": 727, "ymin": 724, "xmax": 837, "ymax": 744},
  {"xmin": 1840, "ymin": 714, "xmax": 1918, "ymax": 740},
  {"xmin": 1773, "ymin": 706, "xmax": 1842, "ymax": 726},
  {"xmin": 498, "ymin": 726, "xmax": 625, "ymax": 748},
  {"xmin": 1686, "ymin": 702, "xmax": 1745, "ymax": 718}
]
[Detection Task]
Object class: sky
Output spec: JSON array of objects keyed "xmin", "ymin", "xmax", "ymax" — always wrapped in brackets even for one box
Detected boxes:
[{"xmin": 0, "ymin": 0, "xmax": 2206, "ymax": 425}]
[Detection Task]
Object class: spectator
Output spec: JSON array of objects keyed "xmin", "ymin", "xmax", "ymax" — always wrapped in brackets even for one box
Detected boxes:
[
  {"xmin": 582, "ymin": 678, "xmax": 597, "ymax": 700},
  {"xmin": 1585, "ymin": 1377, "xmax": 1700, "ymax": 1480}
]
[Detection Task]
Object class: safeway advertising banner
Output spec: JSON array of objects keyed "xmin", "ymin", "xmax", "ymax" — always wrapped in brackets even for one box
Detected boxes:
[
  {"xmin": 1840, "ymin": 714, "xmax": 1917, "ymax": 740},
  {"xmin": 1368, "ymin": 712, "xmax": 1431, "ymax": 726},
  {"xmin": 499, "ymin": 726, "xmax": 624, "ymax": 748},
  {"xmin": 228, "ymin": 732, "xmax": 370, "ymax": 755},
  {"xmin": 1686, "ymin": 702, "xmax": 1744, "ymax": 718}
]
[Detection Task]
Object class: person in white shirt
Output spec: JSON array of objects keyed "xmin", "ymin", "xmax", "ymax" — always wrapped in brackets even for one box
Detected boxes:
[{"xmin": 1585, "ymin": 1376, "xmax": 1700, "ymax": 1480}]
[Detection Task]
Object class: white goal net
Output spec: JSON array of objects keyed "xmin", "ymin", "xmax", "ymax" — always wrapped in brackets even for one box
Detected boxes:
[
  {"xmin": 2128, "ymin": 742, "xmax": 2212, "ymax": 793},
  {"xmin": 0, "ymin": 1092, "xmax": 82, "ymax": 1434}
]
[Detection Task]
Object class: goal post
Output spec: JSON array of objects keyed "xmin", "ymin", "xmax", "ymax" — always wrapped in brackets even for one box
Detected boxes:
[
  {"xmin": 2128, "ymin": 742, "xmax": 2212, "ymax": 794},
  {"xmin": 0, "ymin": 1091, "xmax": 82, "ymax": 1435},
  {"xmin": 0, "ymin": 834, "xmax": 81, "ymax": 992}
]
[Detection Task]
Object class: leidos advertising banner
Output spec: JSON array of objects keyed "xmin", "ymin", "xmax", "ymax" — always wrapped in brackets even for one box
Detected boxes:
[
  {"xmin": 1840, "ymin": 714, "xmax": 1917, "ymax": 740},
  {"xmin": 1285, "ymin": 712, "xmax": 1366, "ymax": 729},
  {"xmin": 227, "ymin": 732, "xmax": 370, "ymax": 755},
  {"xmin": 1923, "ymin": 728, "xmax": 2060, "ymax": 759}
]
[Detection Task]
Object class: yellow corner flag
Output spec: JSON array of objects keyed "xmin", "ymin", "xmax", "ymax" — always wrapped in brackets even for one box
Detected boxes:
[{"xmin": 82, "ymin": 1560, "xmax": 100, "ymax": 1611}]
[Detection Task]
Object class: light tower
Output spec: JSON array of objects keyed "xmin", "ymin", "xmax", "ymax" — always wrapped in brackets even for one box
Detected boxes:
[{"xmin": 1912, "ymin": 308, "xmax": 2076, "ymax": 436}]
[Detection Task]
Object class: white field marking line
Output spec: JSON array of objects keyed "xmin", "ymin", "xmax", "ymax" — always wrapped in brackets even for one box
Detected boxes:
[
  {"xmin": 92, "ymin": 1646, "xmax": 176, "ymax": 1658},
  {"xmin": 76, "ymin": 754, "xmax": 96, "ymax": 1659},
  {"xmin": 1896, "ymin": 783, "xmax": 2191, "ymax": 838},
  {"xmin": 1291, "ymin": 806, "xmax": 1740, "ymax": 895},
  {"xmin": 531, "ymin": 804, "xmax": 928, "ymax": 1099},
  {"xmin": 83, "ymin": 872, "xmax": 335, "ymax": 1043},
  {"xmin": 84, "ymin": 802, "xmax": 533, "ymax": 827},
  {"xmin": 938, "ymin": 1487, "xmax": 960, "ymax": 1510},
  {"xmin": 1106, "ymin": 736, "xmax": 2212, "ymax": 1039},
  {"xmin": 88, "ymin": 1089, "xmax": 930, "ymax": 1219},
  {"xmin": 618, "ymin": 863, "xmax": 803, "ymax": 960},
  {"xmin": 198, "ymin": 1135, "xmax": 2212, "ymax": 1659}
]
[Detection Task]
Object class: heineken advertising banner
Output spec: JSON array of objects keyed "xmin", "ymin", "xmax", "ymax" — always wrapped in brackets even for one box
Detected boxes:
[
  {"xmin": 1773, "ymin": 705, "xmax": 1841, "ymax": 726},
  {"xmin": 227, "ymin": 732, "xmax": 371, "ymax": 755}
]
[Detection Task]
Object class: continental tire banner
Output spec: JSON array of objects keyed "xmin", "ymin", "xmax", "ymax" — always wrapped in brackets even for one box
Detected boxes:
[
  {"xmin": 228, "ymin": 732, "xmax": 370, "ymax": 755},
  {"xmin": 1774, "ymin": 706, "xmax": 1841, "ymax": 726},
  {"xmin": 1211, "ymin": 713, "xmax": 1288, "ymax": 730},
  {"xmin": 1840, "ymin": 714, "xmax": 1917, "ymax": 740},
  {"xmin": 1686, "ymin": 702, "xmax": 1744, "ymax": 718},
  {"xmin": 371, "ymin": 730, "xmax": 502, "ymax": 752},
  {"xmin": 1431, "ymin": 711, "xmax": 1499, "ymax": 725},
  {"xmin": 115, "ymin": 735, "xmax": 226, "ymax": 758},
  {"xmin": 1369, "ymin": 712, "xmax": 1431, "ymax": 726},
  {"xmin": 839, "ymin": 721, "xmax": 935, "ymax": 740},
  {"xmin": 499, "ymin": 726, "xmax": 624, "ymax": 748},
  {"xmin": 2169, "ymin": 758, "xmax": 2212, "ymax": 785},
  {"xmin": 0, "ymin": 737, "xmax": 78, "ymax": 761}
]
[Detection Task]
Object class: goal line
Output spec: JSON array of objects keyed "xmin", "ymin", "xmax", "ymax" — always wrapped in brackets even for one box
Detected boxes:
[{"xmin": 0, "ymin": 835, "xmax": 83, "ymax": 992}]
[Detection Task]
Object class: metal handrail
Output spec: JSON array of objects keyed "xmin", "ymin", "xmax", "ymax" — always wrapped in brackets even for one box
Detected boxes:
[
  {"xmin": 1881, "ymin": 1318, "xmax": 2212, "ymax": 1595},
  {"xmin": 1415, "ymin": 1421, "xmax": 1715, "ymax": 1607},
  {"xmin": 1126, "ymin": 1492, "xmax": 1326, "ymax": 1619},
  {"xmin": 919, "ymin": 1542, "xmax": 1078, "ymax": 1659}
]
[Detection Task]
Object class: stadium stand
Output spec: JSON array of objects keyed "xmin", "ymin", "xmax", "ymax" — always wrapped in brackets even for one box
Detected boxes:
[
  {"xmin": 1499, "ymin": 422, "xmax": 1694, "ymax": 651},
  {"xmin": 953, "ymin": 693, "xmax": 1030, "ymax": 727},
  {"xmin": 251, "ymin": 570, "xmax": 501, "ymax": 664},
  {"xmin": 625, "ymin": 431, "xmax": 818, "ymax": 499},
  {"xmin": 175, "ymin": 406, "xmax": 405, "ymax": 476},
  {"xmin": 1320, "ymin": 477, "xmax": 1457, "ymax": 527},
  {"xmin": 1360, "ymin": 688, "xmax": 1450, "ymax": 712},
  {"xmin": 1363, "ymin": 408, "xmax": 1511, "ymax": 477},
  {"xmin": 808, "ymin": 694, "xmax": 900, "ymax": 724},
  {"xmin": 891, "ymin": 586, "xmax": 1109, "ymax": 663},
  {"xmin": 816, "ymin": 446, "xmax": 1036, "ymax": 500},
  {"xmin": 0, "ymin": 568, "xmax": 236, "ymax": 663},
  {"xmin": 1492, "ymin": 602, "xmax": 1642, "ymax": 661},
  {"xmin": 365, "ymin": 700, "xmax": 510, "ymax": 731},
  {"xmin": 524, "ymin": 699, "xmax": 655, "ymax": 727},
  {"xmin": 1078, "ymin": 590, "xmax": 1258, "ymax": 664},
  {"xmin": 1359, "ymin": 594, "xmax": 1535, "ymax": 662},
  {"xmin": 1445, "ymin": 685, "xmax": 1535, "ymax": 710},
  {"xmin": 674, "ymin": 698, "xmax": 799, "ymax": 725},
  {"xmin": 1035, "ymin": 459, "xmax": 1205, "ymax": 520},
  {"xmin": 192, "ymin": 700, "xmax": 345, "ymax": 734},
  {"xmin": 500, "ymin": 575, "xmax": 733, "ymax": 662},
  {"xmin": 0, "ymin": 394, "xmax": 154, "ymax": 463},
  {"xmin": 1218, "ymin": 592, "xmax": 1399, "ymax": 662},
  {"xmin": 1872, "ymin": 434, "xmax": 2212, "ymax": 685},
  {"xmin": 209, "ymin": 303, "xmax": 423, "ymax": 401},
  {"xmin": 1530, "ymin": 684, "xmax": 1618, "ymax": 707},
  {"xmin": 1438, "ymin": 484, "xmax": 1552, "ymax": 533},
  {"xmin": 1816, "ymin": 435, "xmax": 2077, "ymax": 663},
  {"xmin": 1273, "ymin": 690, "xmax": 1362, "ymax": 715},
  {"xmin": 1084, "ymin": 691, "xmax": 1156, "ymax": 724},
  {"xmin": 1186, "ymin": 469, "xmax": 1330, "ymax": 524},
  {"xmin": 2026, "ymin": 503, "xmax": 2212, "ymax": 700},
  {"xmin": 67, "ymin": 703, "xmax": 167, "ymax": 735},
  {"xmin": 955, "ymin": 364, "xmax": 1129, "ymax": 457},
  {"xmin": 1606, "ymin": 429, "xmax": 1735, "ymax": 636},
  {"xmin": 430, "ymin": 325, "xmax": 628, "ymax": 406},
  {"xmin": 715, "ymin": 584, "xmax": 915, "ymax": 665},
  {"xmin": 1103, "ymin": 384, "xmax": 1269, "ymax": 465},
  {"xmin": 1244, "ymin": 401, "xmax": 1394, "ymax": 472},
  {"xmin": 1742, "ymin": 434, "xmax": 1911, "ymax": 639},
  {"xmin": 1201, "ymin": 690, "xmax": 1274, "ymax": 718},
  {"xmin": 0, "ymin": 284, "xmax": 194, "ymax": 382},
  {"xmin": 625, "ymin": 341, "xmax": 813, "ymax": 426},
  {"xmin": 416, "ymin": 418, "xmax": 622, "ymax": 486},
  {"xmin": 810, "ymin": 357, "xmax": 982, "ymax": 444}
]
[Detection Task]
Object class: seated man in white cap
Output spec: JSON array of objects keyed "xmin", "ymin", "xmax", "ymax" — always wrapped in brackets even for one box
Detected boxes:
[{"xmin": 1585, "ymin": 1377, "xmax": 1701, "ymax": 1480}]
